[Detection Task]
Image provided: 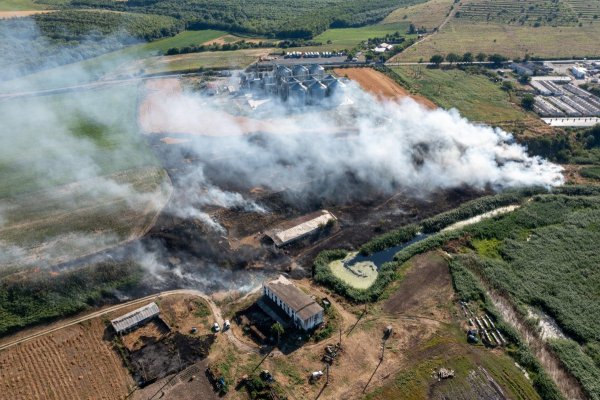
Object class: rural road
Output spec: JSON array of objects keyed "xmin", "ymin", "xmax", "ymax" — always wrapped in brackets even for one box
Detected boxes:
[{"xmin": 0, "ymin": 288, "xmax": 260, "ymax": 354}]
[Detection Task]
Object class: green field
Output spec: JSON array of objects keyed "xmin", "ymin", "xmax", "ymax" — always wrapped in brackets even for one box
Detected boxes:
[
  {"xmin": 0, "ymin": 84, "xmax": 169, "ymax": 270},
  {"xmin": 314, "ymin": 22, "xmax": 409, "ymax": 49},
  {"xmin": 390, "ymin": 66, "xmax": 528, "ymax": 122},
  {"xmin": 0, "ymin": 29, "xmax": 227, "ymax": 93},
  {"xmin": 0, "ymin": 0, "xmax": 49, "ymax": 11}
]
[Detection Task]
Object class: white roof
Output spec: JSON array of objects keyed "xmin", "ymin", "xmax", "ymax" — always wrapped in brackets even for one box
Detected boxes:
[
  {"xmin": 268, "ymin": 210, "xmax": 336, "ymax": 246},
  {"xmin": 374, "ymin": 47, "xmax": 387, "ymax": 53},
  {"xmin": 111, "ymin": 302, "xmax": 159, "ymax": 333}
]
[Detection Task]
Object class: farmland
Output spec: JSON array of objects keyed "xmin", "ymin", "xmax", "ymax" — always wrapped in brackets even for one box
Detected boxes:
[
  {"xmin": 393, "ymin": 0, "xmax": 600, "ymax": 62},
  {"xmin": 314, "ymin": 22, "xmax": 409, "ymax": 50},
  {"xmin": 383, "ymin": 0, "xmax": 455, "ymax": 30},
  {"xmin": 0, "ymin": 0, "xmax": 50, "ymax": 11},
  {"xmin": 0, "ymin": 83, "xmax": 170, "ymax": 270},
  {"xmin": 389, "ymin": 66, "xmax": 528, "ymax": 123},
  {"xmin": 0, "ymin": 317, "xmax": 134, "ymax": 400}
]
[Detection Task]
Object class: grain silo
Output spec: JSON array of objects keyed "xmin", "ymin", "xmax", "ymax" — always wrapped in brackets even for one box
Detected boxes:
[
  {"xmin": 292, "ymin": 65, "xmax": 309, "ymax": 82},
  {"xmin": 309, "ymin": 64, "xmax": 325, "ymax": 79},
  {"xmin": 326, "ymin": 78, "xmax": 346, "ymax": 97},
  {"xmin": 308, "ymin": 80, "xmax": 327, "ymax": 104},
  {"xmin": 288, "ymin": 79, "xmax": 308, "ymax": 105}
]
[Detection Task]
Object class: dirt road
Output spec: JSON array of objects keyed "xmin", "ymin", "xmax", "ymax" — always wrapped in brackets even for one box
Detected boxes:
[{"xmin": 0, "ymin": 289, "xmax": 258, "ymax": 354}]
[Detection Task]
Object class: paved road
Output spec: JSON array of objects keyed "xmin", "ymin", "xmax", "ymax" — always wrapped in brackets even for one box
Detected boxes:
[{"xmin": 0, "ymin": 289, "xmax": 259, "ymax": 354}]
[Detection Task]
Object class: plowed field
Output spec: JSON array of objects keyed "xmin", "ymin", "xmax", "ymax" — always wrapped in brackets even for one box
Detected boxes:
[{"xmin": 0, "ymin": 318, "xmax": 134, "ymax": 400}]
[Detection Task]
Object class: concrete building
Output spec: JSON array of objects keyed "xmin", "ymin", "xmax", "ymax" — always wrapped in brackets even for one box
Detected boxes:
[
  {"xmin": 571, "ymin": 66, "xmax": 587, "ymax": 79},
  {"xmin": 111, "ymin": 302, "xmax": 160, "ymax": 335},
  {"xmin": 263, "ymin": 275, "xmax": 324, "ymax": 330}
]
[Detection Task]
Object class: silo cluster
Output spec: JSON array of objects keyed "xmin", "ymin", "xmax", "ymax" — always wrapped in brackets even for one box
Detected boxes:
[{"xmin": 240, "ymin": 64, "xmax": 345, "ymax": 106}]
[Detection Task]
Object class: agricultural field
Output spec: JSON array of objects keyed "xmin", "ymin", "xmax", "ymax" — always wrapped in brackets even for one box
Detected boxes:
[
  {"xmin": 383, "ymin": 0, "xmax": 455, "ymax": 30},
  {"xmin": 314, "ymin": 22, "xmax": 409, "ymax": 50},
  {"xmin": 456, "ymin": 0, "xmax": 578, "ymax": 26},
  {"xmin": 123, "ymin": 48, "xmax": 273, "ymax": 75},
  {"xmin": 0, "ymin": 83, "xmax": 170, "ymax": 270},
  {"xmin": 393, "ymin": 0, "xmax": 600, "ymax": 61},
  {"xmin": 389, "ymin": 66, "xmax": 528, "ymax": 123},
  {"xmin": 0, "ymin": 317, "xmax": 134, "ymax": 400},
  {"xmin": 0, "ymin": 0, "xmax": 50, "ymax": 11}
]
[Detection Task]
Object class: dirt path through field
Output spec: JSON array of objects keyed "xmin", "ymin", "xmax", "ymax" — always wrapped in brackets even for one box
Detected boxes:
[
  {"xmin": 334, "ymin": 68, "xmax": 437, "ymax": 109},
  {"xmin": 0, "ymin": 10, "xmax": 54, "ymax": 19}
]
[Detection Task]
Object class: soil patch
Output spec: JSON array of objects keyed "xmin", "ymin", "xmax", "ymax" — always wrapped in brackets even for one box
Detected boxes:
[
  {"xmin": 129, "ymin": 332, "xmax": 215, "ymax": 385},
  {"xmin": 121, "ymin": 318, "xmax": 171, "ymax": 352},
  {"xmin": 383, "ymin": 252, "xmax": 452, "ymax": 316},
  {"xmin": 0, "ymin": 10, "xmax": 54, "ymax": 19},
  {"xmin": 333, "ymin": 67, "xmax": 437, "ymax": 109}
]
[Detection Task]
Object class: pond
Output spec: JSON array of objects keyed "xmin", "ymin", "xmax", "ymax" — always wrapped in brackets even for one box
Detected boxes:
[{"xmin": 344, "ymin": 233, "xmax": 430, "ymax": 270}]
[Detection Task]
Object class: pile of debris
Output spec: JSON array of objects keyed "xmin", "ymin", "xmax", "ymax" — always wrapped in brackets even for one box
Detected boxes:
[
  {"xmin": 437, "ymin": 368, "xmax": 455, "ymax": 381},
  {"xmin": 322, "ymin": 343, "xmax": 341, "ymax": 364}
]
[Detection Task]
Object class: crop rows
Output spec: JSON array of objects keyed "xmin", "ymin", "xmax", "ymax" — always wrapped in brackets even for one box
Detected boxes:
[
  {"xmin": 456, "ymin": 0, "xmax": 577, "ymax": 25},
  {"xmin": 0, "ymin": 319, "xmax": 132, "ymax": 400},
  {"xmin": 565, "ymin": 0, "xmax": 600, "ymax": 20}
]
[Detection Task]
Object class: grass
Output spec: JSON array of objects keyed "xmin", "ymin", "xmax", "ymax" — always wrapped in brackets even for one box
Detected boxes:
[
  {"xmin": 118, "ymin": 29, "xmax": 227, "ymax": 57},
  {"xmin": 0, "ymin": 83, "xmax": 157, "ymax": 197},
  {"xmin": 0, "ymin": 0, "xmax": 50, "ymax": 11},
  {"xmin": 394, "ymin": 20, "xmax": 600, "ymax": 61},
  {"xmin": 580, "ymin": 166, "xmax": 600, "ymax": 180},
  {"xmin": 383, "ymin": 0, "xmax": 454, "ymax": 29},
  {"xmin": 0, "ymin": 29, "xmax": 226, "ymax": 93},
  {"xmin": 390, "ymin": 66, "xmax": 528, "ymax": 122},
  {"xmin": 314, "ymin": 22, "xmax": 409, "ymax": 49},
  {"xmin": 365, "ymin": 323, "xmax": 541, "ymax": 400}
]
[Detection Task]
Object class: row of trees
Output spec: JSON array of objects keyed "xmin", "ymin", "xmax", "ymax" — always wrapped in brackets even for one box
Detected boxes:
[{"xmin": 429, "ymin": 52, "xmax": 509, "ymax": 67}]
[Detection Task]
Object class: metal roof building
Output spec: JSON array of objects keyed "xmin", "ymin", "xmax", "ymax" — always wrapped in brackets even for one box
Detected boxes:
[
  {"xmin": 266, "ymin": 210, "xmax": 336, "ymax": 247},
  {"xmin": 111, "ymin": 302, "xmax": 160, "ymax": 334},
  {"xmin": 263, "ymin": 275, "xmax": 324, "ymax": 330}
]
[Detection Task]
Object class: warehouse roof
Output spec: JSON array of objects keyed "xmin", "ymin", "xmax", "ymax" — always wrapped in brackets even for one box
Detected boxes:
[
  {"xmin": 111, "ymin": 302, "xmax": 160, "ymax": 334},
  {"xmin": 264, "ymin": 276, "xmax": 323, "ymax": 321},
  {"xmin": 266, "ymin": 210, "xmax": 336, "ymax": 246}
]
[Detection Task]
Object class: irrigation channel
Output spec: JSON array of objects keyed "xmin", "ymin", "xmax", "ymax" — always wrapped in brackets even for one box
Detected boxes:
[{"xmin": 343, "ymin": 204, "xmax": 521, "ymax": 270}]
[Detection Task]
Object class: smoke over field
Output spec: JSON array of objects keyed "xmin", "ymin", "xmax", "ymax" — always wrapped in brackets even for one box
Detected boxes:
[{"xmin": 0, "ymin": 24, "xmax": 563, "ymax": 293}]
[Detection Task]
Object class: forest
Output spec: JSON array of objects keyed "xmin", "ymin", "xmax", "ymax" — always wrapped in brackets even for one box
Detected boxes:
[
  {"xmin": 0, "ymin": 10, "xmax": 183, "ymax": 80},
  {"xmin": 38, "ymin": 0, "xmax": 425, "ymax": 38}
]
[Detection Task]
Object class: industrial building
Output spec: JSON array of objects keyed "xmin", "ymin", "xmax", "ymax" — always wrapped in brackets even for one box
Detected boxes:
[
  {"xmin": 265, "ymin": 210, "xmax": 336, "ymax": 247},
  {"xmin": 263, "ymin": 275, "xmax": 324, "ymax": 331},
  {"xmin": 110, "ymin": 302, "xmax": 160, "ymax": 335},
  {"xmin": 240, "ymin": 64, "xmax": 346, "ymax": 106},
  {"xmin": 531, "ymin": 77, "xmax": 600, "ymax": 120}
]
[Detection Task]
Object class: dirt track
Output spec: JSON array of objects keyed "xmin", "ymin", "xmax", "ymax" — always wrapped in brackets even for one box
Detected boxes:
[
  {"xmin": 333, "ymin": 68, "xmax": 437, "ymax": 109},
  {"xmin": 0, "ymin": 10, "xmax": 54, "ymax": 19}
]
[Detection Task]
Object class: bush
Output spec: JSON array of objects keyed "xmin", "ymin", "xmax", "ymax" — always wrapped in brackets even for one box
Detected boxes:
[
  {"xmin": 550, "ymin": 339, "xmax": 600, "ymax": 400},
  {"xmin": 358, "ymin": 224, "xmax": 419, "ymax": 255}
]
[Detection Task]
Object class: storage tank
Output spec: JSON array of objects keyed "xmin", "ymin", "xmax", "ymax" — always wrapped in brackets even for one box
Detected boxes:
[
  {"xmin": 292, "ymin": 65, "xmax": 309, "ymax": 82},
  {"xmin": 288, "ymin": 80, "xmax": 307, "ymax": 105},
  {"xmin": 308, "ymin": 80, "xmax": 327, "ymax": 104},
  {"xmin": 309, "ymin": 64, "xmax": 325, "ymax": 79},
  {"xmin": 326, "ymin": 78, "xmax": 346, "ymax": 97},
  {"xmin": 276, "ymin": 66, "xmax": 292, "ymax": 80}
]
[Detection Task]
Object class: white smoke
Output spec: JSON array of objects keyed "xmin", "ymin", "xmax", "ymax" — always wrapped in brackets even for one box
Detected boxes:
[{"xmin": 157, "ymin": 81, "xmax": 563, "ymax": 202}]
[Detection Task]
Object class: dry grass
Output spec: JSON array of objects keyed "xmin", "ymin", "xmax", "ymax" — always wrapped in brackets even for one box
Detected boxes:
[
  {"xmin": 394, "ymin": 20, "xmax": 600, "ymax": 61},
  {"xmin": 383, "ymin": 0, "xmax": 455, "ymax": 30},
  {"xmin": 0, "ymin": 10, "xmax": 53, "ymax": 18}
]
